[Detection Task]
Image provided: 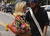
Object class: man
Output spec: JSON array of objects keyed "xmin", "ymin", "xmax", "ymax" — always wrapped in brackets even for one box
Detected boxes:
[{"xmin": 25, "ymin": 0, "xmax": 49, "ymax": 36}]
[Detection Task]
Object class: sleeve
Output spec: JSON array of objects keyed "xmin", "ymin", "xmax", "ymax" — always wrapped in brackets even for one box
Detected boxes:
[{"xmin": 42, "ymin": 11, "xmax": 49, "ymax": 25}]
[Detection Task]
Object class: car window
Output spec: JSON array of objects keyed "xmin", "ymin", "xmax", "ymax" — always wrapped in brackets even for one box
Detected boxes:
[{"xmin": 47, "ymin": 6, "xmax": 50, "ymax": 9}]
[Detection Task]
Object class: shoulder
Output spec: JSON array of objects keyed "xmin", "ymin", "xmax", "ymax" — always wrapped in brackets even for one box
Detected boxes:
[
  {"xmin": 40, "ymin": 8, "xmax": 48, "ymax": 18},
  {"xmin": 42, "ymin": 9, "xmax": 47, "ymax": 15},
  {"xmin": 39, "ymin": 7, "xmax": 47, "ymax": 14},
  {"xmin": 26, "ymin": 7, "xmax": 31, "ymax": 14}
]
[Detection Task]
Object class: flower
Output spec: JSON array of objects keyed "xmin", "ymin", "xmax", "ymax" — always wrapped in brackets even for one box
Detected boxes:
[
  {"xmin": 21, "ymin": 24, "xmax": 26, "ymax": 29},
  {"xmin": 15, "ymin": 16, "xmax": 31, "ymax": 34},
  {"xmin": 28, "ymin": 27, "xmax": 31, "ymax": 31}
]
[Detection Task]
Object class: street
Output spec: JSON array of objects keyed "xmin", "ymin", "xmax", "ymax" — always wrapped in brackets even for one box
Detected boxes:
[{"xmin": 0, "ymin": 12, "xmax": 15, "ymax": 36}]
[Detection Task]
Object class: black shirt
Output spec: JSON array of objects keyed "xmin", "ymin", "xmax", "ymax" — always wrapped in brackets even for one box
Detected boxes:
[{"xmin": 25, "ymin": 7, "xmax": 49, "ymax": 36}]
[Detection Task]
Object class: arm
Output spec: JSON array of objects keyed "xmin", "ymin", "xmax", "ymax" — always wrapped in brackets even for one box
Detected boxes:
[
  {"xmin": 8, "ymin": 21, "xmax": 21, "ymax": 35},
  {"xmin": 8, "ymin": 21, "xmax": 17, "ymax": 34},
  {"xmin": 42, "ymin": 11, "xmax": 49, "ymax": 36},
  {"xmin": 43, "ymin": 24, "xmax": 47, "ymax": 36}
]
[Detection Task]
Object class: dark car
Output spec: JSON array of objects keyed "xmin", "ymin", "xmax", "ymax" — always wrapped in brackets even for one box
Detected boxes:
[
  {"xmin": 2, "ymin": 5, "xmax": 6, "ymax": 11},
  {"xmin": 7, "ymin": 4, "xmax": 15, "ymax": 14},
  {"xmin": 2, "ymin": 5, "xmax": 7, "ymax": 12},
  {"xmin": 3, "ymin": 4, "xmax": 15, "ymax": 14}
]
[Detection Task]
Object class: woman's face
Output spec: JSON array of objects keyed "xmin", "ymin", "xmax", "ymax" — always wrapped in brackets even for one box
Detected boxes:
[{"xmin": 23, "ymin": 5, "xmax": 26, "ymax": 13}]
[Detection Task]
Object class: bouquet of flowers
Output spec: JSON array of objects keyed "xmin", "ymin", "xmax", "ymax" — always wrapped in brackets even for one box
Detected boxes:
[{"xmin": 15, "ymin": 16, "xmax": 31, "ymax": 34}]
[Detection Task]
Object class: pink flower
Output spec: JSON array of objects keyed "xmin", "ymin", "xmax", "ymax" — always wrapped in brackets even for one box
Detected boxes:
[
  {"xmin": 23, "ymin": 23, "xmax": 27, "ymax": 27},
  {"xmin": 21, "ymin": 24, "xmax": 25, "ymax": 29},
  {"xmin": 28, "ymin": 27, "xmax": 31, "ymax": 31},
  {"xmin": 21, "ymin": 23, "xmax": 27, "ymax": 29}
]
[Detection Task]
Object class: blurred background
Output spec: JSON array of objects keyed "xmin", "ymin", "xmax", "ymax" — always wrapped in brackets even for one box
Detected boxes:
[{"xmin": 0, "ymin": 0, "xmax": 50, "ymax": 36}]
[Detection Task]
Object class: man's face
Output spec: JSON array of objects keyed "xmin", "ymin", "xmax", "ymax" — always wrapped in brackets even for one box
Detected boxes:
[{"xmin": 30, "ymin": 2, "xmax": 36, "ymax": 8}]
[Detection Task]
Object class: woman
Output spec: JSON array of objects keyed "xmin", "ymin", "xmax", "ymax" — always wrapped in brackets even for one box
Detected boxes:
[{"xmin": 8, "ymin": 2, "xmax": 31, "ymax": 36}]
